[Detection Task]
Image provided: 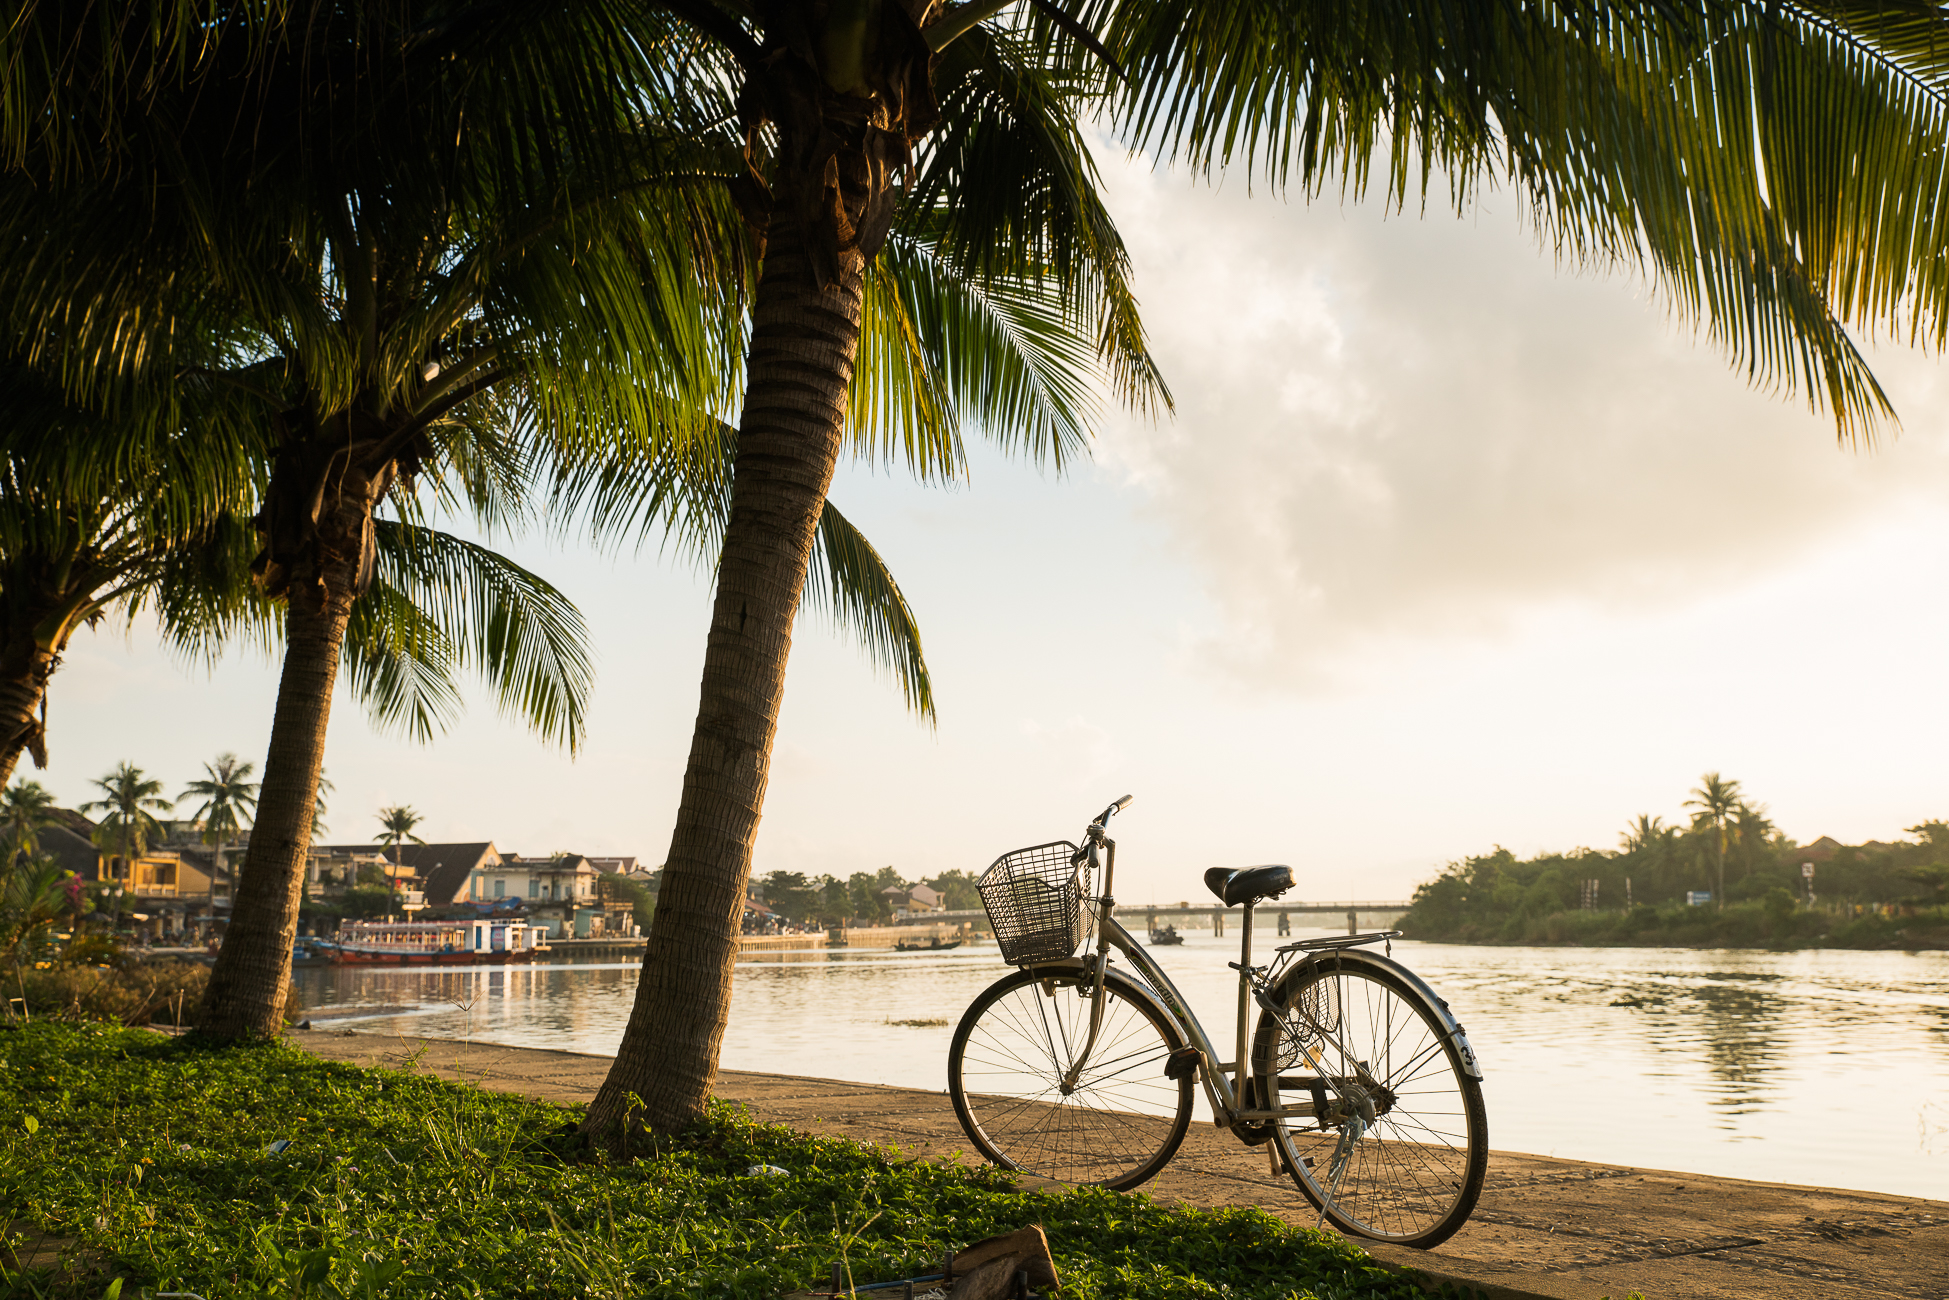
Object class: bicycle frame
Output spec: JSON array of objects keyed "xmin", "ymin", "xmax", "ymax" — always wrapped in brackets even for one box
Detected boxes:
[{"xmin": 1059, "ymin": 829, "xmax": 1479, "ymax": 1133}]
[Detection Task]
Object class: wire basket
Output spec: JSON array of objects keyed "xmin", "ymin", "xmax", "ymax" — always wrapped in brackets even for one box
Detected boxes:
[{"xmin": 977, "ymin": 840, "xmax": 1087, "ymax": 966}]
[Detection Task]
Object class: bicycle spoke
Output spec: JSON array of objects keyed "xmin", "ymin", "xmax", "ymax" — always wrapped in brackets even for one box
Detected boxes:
[
  {"xmin": 951, "ymin": 972, "xmax": 1192, "ymax": 1189},
  {"xmin": 1265, "ymin": 962, "xmax": 1485, "ymax": 1247}
]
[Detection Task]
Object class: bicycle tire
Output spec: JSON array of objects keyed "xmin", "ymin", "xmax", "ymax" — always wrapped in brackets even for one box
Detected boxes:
[
  {"xmin": 1253, "ymin": 952, "xmax": 1487, "ymax": 1248},
  {"xmin": 949, "ymin": 966, "xmax": 1193, "ymax": 1190}
]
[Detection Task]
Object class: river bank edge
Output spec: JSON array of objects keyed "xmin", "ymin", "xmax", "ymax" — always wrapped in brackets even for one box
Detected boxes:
[
  {"xmin": 0, "ymin": 1022, "xmax": 1492, "ymax": 1300},
  {"xmin": 287, "ymin": 1029, "xmax": 1945, "ymax": 1300}
]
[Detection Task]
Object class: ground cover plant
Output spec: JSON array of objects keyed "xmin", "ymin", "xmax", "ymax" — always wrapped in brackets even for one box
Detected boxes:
[{"xmin": 0, "ymin": 1024, "xmax": 1450, "ymax": 1300}]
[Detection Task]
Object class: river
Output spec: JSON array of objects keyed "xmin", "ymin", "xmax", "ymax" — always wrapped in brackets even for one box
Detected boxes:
[{"xmin": 291, "ymin": 926, "xmax": 1949, "ymax": 1199}]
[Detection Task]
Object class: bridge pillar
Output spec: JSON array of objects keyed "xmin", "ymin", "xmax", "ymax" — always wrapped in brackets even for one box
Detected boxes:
[
  {"xmin": 1277, "ymin": 911, "xmax": 1290, "ymax": 936},
  {"xmin": 1147, "ymin": 909, "xmax": 1156, "ymax": 934},
  {"xmin": 1214, "ymin": 910, "xmax": 1224, "ymax": 938},
  {"xmin": 1347, "ymin": 908, "xmax": 1358, "ymax": 935}
]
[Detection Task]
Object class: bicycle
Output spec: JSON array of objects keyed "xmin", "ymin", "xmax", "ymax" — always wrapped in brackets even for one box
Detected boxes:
[{"xmin": 947, "ymin": 796, "xmax": 1488, "ymax": 1249}]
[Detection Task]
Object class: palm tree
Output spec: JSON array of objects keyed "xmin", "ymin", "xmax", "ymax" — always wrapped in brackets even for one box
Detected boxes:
[
  {"xmin": 1, "ymin": 2, "xmax": 1039, "ymax": 1045},
  {"xmin": 374, "ymin": 806, "xmax": 427, "ymax": 918},
  {"xmin": 0, "ymin": 780, "xmax": 58, "ymax": 864},
  {"xmin": 0, "ymin": 2, "xmax": 753, "ymax": 1041},
  {"xmin": 586, "ymin": 0, "xmax": 1949, "ymax": 1138},
  {"xmin": 179, "ymin": 754, "xmax": 260, "ymax": 901},
  {"xmin": 1621, "ymin": 814, "xmax": 1669, "ymax": 856},
  {"xmin": 0, "ymin": 362, "xmax": 263, "ymax": 793},
  {"xmin": 1685, "ymin": 773, "xmax": 1744, "ymax": 910},
  {"xmin": 581, "ymin": 4, "xmax": 1171, "ymax": 1140},
  {"xmin": 311, "ymin": 770, "xmax": 335, "ymax": 841},
  {"xmin": 79, "ymin": 763, "xmax": 174, "ymax": 929}
]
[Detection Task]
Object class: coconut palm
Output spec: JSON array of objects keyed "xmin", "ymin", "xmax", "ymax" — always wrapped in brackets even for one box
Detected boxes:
[
  {"xmin": 179, "ymin": 754, "xmax": 260, "ymax": 898},
  {"xmin": 586, "ymin": 0, "xmax": 1949, "ymax": 1137},
  {"xmin": 311, "ymin": 770, "xmax": 335, "ymax": 841},
  {"xmin": 1685, "ymin": 773, "xmax": 1745, "ymax": 910},
  {"xmin": 0, "ymin": 361, "xmax": 264, "ymax": 793},
  {"xmin": 1621, "ymin": 814, "xmax": 1670, "ymax": 856},
  {"xmin": 0, "ymin": 0, "xmax": 758, "ymax": 1039},
  {"xmin": 580, "ymin": 5, "xmax": 1172, "ymax": 1140},
  {"xmin": 79, "ymin": 762, "xmax": 174, "ymax": 929},
  {"xmin": 374, "ymin": 805, "xmax": 427, "ymax": 915},
  {"xmin": 0, "ymin": 780, "xmax": 58, "ymax": 864},
  {"xmin": 2, "ymin": 2, "xmax": 1103, "ymax": 1046}
]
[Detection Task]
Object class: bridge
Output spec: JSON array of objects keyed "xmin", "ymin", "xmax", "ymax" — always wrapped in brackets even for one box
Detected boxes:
[{"xmin": 907, "ymin": 901, "xmax": 1413, "ymax": 937}]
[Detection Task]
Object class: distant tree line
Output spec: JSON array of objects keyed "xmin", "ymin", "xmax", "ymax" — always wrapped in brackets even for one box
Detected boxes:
[
  {"xmin": 751, "ymin": 868, "xmax": 981, "ymax": 928},
  {"xmin": 1403, "ymin": 773, "xmax": 1949, "ymax": 948}
]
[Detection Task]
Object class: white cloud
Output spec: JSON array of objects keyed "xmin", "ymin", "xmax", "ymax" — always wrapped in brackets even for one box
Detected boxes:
[{"xmin": 1091, "ymin": 152, "xmax": 1949, "ymax": 687}]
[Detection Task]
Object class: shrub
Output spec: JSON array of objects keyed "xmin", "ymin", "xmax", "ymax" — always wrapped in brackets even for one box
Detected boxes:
[{"xmin": 13, "ymin": 959, "xmax": 207, "ymax": 1025}]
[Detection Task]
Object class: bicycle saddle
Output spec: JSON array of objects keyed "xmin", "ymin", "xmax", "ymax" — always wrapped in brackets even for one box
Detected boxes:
[{"xmin": 1202, "ymin": 864, "xmax": 1294, "ymax": 908}]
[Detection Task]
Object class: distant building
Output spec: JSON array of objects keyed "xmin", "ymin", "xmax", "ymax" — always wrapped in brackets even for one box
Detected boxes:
[
  {"xmin": 878, "ymin": 881, "xmax": 941, "ymax": 917},
  {"xmin": 314, "ymin": 842, "xmax": 503, "ymax": 908}
]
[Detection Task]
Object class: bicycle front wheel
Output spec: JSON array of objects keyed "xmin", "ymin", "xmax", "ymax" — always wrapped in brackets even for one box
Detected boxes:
[
  {"xmin": 1254, "ymin": 954, "xmax": 1487, "ymax": 1248},
  {"xmin": 949, "ymin": 966, "xmax": 1193, "ymax": 1190}
]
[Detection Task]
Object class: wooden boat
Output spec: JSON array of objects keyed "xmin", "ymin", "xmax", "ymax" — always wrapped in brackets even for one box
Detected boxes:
[
  {"xmin": 1147, "ymin": 925, "xmax": 1184, "ymax": 946},
  {"xmin": 291, "ymin": 937, "xmax": 339, "ymax": 967},
  {"xmin": 894, "ymin": 937, "xmax": 964, "ymax": 952},
  {"xmin": 334, "ymin": 919, "xmax": 547, "ymax": 966}
]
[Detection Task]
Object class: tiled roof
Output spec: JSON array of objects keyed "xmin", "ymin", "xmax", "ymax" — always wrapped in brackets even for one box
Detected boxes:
[
  {"xmin": 325, "ymin": 843, "xmax": 501, "ymax": 906},
  {"xmin": 40, "ymin": 825, "xmax": 99, "ymax": 878},
  {"xmin": 46, "ymin": 807, "xmax": 97, "ymax": 838}
]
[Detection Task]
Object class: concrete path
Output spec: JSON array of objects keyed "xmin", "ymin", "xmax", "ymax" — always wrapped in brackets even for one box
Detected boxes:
[{"xmin": 289, "ymin": 1030, "xmax": 1949, "ymax": 1300}]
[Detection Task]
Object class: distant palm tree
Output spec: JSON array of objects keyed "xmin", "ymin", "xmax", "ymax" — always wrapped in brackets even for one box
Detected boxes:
[
  {"xmin": 79, "ymin": 762, "xmax": 173, "ymax": 929},
  {"xmin": 0, "ymin": 780, "xmax": 58, "ymax": 864},
  {"xmin": 374, "ymin": 806, "xmax": 427, "ymax": 918},
  {"xmin": 1621, "ymin": 814, "xmax": 1669, "ymax": 855},
  {"xmin": 1684, "ymin": 774, "xmax": 1744, "ymax": 911},
  {"xmin": 310, "ymin": 769, "xmax": 334, "ymax": 841},
  {"xmin": 180, "ymin": 754, "xmax": 261, "ymax": 901}
]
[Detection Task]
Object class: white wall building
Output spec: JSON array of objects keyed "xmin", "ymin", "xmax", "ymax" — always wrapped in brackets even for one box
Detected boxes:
[{"xmin": 459, "ymin": 852, "xmax": 602, "ymax": 905}]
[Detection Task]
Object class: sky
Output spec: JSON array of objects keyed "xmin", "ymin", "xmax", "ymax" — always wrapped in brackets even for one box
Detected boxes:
[{"xmin": 44, "ymin": 146, "xmax": 1949, "ymax": 906}]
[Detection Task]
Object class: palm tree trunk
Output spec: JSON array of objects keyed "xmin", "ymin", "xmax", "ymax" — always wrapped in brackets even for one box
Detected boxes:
[
  {"xmin": 585, "ymin": 212, "xmax": 863, "ymax": 1139},
  {"xmin": 196, "ymin": 449, "xmax": 379, "ymax": 1038},
  {"xmin": 0, "ymin": 625, "xmax": 60, "ymax": 792},
  {"xmin": 196, "ymin": 593, "xmax": 350, "ymax": 1036},
  {"xmin": 0, "ymin": 657, "xmax": 47, "ymax": 793}
]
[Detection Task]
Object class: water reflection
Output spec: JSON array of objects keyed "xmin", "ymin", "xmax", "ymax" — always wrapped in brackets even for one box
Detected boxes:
[{"xmin": 290, "ymin": 930, "xmax": 1949, "ymax": 1198}]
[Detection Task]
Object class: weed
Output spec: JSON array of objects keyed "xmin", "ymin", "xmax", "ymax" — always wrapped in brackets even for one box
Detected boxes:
[{"xmin": 0, "ymin": 1023, "xmax": 1423, "ymax": 1300}]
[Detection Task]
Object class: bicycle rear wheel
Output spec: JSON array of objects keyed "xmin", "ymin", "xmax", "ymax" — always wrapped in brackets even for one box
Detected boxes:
[
  {"xmin": 1254, "ymin": 954, "xmax": 1487, "ymax": 1248},
  {"xmin": 949, "ymin": 966, "xmax": 1193, "ymax": 1190}
]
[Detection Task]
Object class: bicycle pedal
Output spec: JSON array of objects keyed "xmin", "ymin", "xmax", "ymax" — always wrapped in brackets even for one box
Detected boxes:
[{"xmin": 1164, "ymin": 1046, "xmax": 1202, "ymax": 1080}]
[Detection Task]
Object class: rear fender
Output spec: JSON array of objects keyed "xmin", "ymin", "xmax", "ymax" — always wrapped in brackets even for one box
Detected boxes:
[{"xmin": 1264, "ymin": 947, "xmax": 1483, "ymax": 1081}]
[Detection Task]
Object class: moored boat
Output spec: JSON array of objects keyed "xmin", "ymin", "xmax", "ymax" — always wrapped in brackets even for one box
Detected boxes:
[
  {"xmin": 1147, "ymin": 924, "xmax": 1184, "ymax": 946},
  {"xmin": 334, "ymin": 919, "xmax": 547, "ymax": 965},
  {"xmin": 291, "ymin": 936, "xmax": 339, "ymax": 967}
]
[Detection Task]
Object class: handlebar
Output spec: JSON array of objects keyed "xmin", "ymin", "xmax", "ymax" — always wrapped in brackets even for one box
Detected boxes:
[{"xmin": 1071, "ymin": 795, "xmax": 1135, "ymax": 866}]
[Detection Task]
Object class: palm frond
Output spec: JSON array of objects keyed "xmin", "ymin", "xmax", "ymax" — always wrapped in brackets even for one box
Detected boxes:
[
  {"xmin": 365, "ymin": 521, "xmax": 594, "ymax": 753},
  {"xmin": 1085, "ymin": 0, "xmax": 1949, "ymax": 440},
  {"xmin": 550, "ymin": 426, "xmax": 934, "ymax": 718},
  {"xmin": 804, "ymin": 502, "xmax": 936, "ymax": 722},
  {"xmin": 342, "ymin": 577, "xmax": 467, "ymax": 745}
]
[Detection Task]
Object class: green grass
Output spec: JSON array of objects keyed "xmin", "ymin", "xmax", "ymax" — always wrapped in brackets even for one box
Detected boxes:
[{"xmin": 0, "ymin": 1024, "xmax": 1438, "ymax": 1300}]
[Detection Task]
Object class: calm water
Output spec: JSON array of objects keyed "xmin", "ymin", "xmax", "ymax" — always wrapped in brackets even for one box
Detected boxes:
[{"xmin": 292, "ymin": 927, "xmax": 1949, "ymax": 1199}]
